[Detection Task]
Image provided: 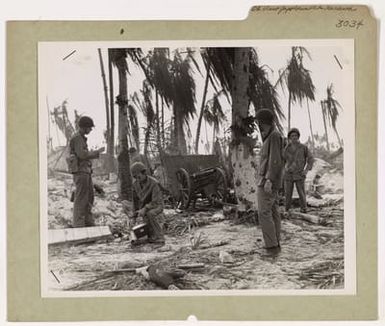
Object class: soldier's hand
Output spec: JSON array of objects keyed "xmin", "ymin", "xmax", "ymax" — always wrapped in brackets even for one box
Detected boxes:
[
  {"xmin": 138, "ymin": 208, "xmax": 147, "ymax": 217},
  {"xmin": 264, "ymin": 179, "xmax": 273, "ymax": 193}
]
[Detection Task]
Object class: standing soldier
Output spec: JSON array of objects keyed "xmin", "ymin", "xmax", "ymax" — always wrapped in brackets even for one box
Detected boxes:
[
  {"xmin": 68, "ymin": 116, "xmax": 105, "ymax": 227},
  {"xmin": 255, "ymin": 109, "xmax": 284, "ymax": 256},
  {"xmin": 283, "ymin": 128, "xmax": 314, "ymax": 213}
]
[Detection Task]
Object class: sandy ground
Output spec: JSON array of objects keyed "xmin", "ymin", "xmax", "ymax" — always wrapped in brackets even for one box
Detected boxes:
[{"xmin": 46, "ymin": 174, "xmax": 344, "ymax": 292}]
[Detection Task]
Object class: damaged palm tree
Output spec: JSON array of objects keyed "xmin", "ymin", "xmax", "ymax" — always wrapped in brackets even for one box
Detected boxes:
[
  {"xmin": 323, "ymin": 83, "xmax": 343, "ymax": 148},
  {"xmin": 277, "ymin": 47, "xmax": 316, "ymax": 133},
  {"xmin": 109, "ymin": 47, "xmax": 152, "ymax": 200},
  {"xmin": 110, "ymin": 49, "xmax": 132, "ymax": 200},
  {"xmin": 205, "ymin": 48, "xmax": 283, "ymax": 212}
]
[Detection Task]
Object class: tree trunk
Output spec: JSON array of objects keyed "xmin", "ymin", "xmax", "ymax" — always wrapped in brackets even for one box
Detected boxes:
[
  {"xmin": 108, "ymin": 49, "xmax": 115, "ymax": 169},
  {"xmin": 98, "ymin": 49, "xmax": 110, "ymax": 149},
  {"xmin": 117, "ymin": 60, "xmax": 132, "ymax": 200},
  {"xmin": 334, "ymin": 128, "xmax": 343, "ymax": 148},
  {"xmin": 195, "ymin": 62, "xmax": 210, "ymax": 154},
  {"xmin": 161, "ymin": 96, "xmax": 165, "ymax": 148},
  {"xmin": 321, "ymin": 101, "xmax": 330, "ymax": 152},
  {"xmin": 288, "ymin": 91, "xmax": 292, "ymax": 131},
  {"xmin": 144, "ymin": 119, "xmax": 150, "ymax": 158},
  {"xmin": 155, "ymin": 90, "xmax": 162, "ymax": 155},
  {"xmin": 230, "ymin": 48, "xmax": 259, "ymax": 211},
  {"xmin": 204, "ymin": 118, "xmax": 209, "ymax": 153},
  {"xmin": 306, "ymin": 98, "xmax": 315, "ymax": 150},
  {"xmin": 173, "ymin": 105, "xmax": 187, "ymax": 154}
]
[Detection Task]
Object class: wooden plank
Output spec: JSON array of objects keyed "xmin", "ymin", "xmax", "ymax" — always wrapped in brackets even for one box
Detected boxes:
[
  {"xmin": 290, "ymin": 211, "xmax": 322, "ymax": 224},
  {"xmin": 48, "ymin": 226, "xmax": 112, "ymax": 246}
]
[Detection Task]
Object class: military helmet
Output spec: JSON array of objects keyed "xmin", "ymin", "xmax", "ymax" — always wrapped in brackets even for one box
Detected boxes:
[
  {"xmin": 130, "ymin": 161, "xmax": 147, "ymax": 175},
  {"xmin": 288, "ymin": 128, "xmax": 300, "ymax": 138},
  {"xmin": 255, "ymin": 109, "xmax": 274, "ymax": 125},
  {"xmin": 78, "ymin": 116, "xmax": 95, "ymax": 128}
]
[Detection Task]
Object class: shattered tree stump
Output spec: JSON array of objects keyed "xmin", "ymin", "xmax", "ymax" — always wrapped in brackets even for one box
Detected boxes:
[{"xmin": 48, "ymin": 226, "xmax": 113, "ymax": 246}]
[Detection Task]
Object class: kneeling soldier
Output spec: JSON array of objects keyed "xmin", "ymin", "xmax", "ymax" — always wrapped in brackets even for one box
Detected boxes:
[{"xmin": 131, "ymin": 162, "xmax": 165, "ymax": 245}]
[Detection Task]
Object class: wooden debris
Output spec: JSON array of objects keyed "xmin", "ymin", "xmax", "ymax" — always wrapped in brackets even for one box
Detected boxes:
[
  {"xmin": 290, "ymin": 211, "xmax": 325, "ymax": 225},
  {"xmin": 48, "ymin": 226, "xmax": 113, "ymax": 246},
  {"xmin": 177, "ymin": 263, "xmax": 205, "ymax": 270},
  {"xmin": 200, "ymin": 240, "xmax": 229, "ymax": 250}
]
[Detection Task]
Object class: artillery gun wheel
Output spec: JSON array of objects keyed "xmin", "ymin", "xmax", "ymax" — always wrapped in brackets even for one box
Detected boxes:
[
  {"xmin": 176, "ymin": 168, "xmax": 192, "ymax": 209},
  {"xmin": 211, "ymin": 167, "xmax": 228, "ymax": 205}
]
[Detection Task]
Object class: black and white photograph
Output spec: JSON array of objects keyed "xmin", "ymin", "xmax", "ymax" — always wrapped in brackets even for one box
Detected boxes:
[{"xmin": 38, "ymin": 40, "xmax": 355, "ymax": 296}]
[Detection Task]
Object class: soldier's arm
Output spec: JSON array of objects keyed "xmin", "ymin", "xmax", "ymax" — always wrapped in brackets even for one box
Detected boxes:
[
  {"xmin": 73, "ymin": 137, "xmax": 100, "ymax": 160},
  {"xmin": 133, "ymin": 189, "xmax": 140, "ymax": 212},
  {"xmin": 144, "ymin": 182, "xmax": 164, "ymax": 211},
  {"xmin": 305, "ymin": 146, "xmax": 314, "ymax": 171},
  {"xmin": 265, "ymin": 132, "xmax": 283, "ymax": 182}
]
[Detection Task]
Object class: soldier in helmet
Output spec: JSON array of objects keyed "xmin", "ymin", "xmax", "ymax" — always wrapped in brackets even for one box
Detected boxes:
[
  {"xmin": 283, "ymin": 128, "xmax": 314, "ymax": 213},
  {"xmin": 255, "ymin": 109, "xmax": 284, "ymax": 256},
  {"xmin": 130, "ymin": 161, "xmax": 165, "ymax": 245},
  {"xmin": 69, "ymin": 116, "xmax": 105, "ymax": 227}
]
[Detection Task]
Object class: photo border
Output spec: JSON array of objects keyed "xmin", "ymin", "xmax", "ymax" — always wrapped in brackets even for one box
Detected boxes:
[{"xmin": 7, "ymin": 5, "xmax": 377, "ymax": 321}]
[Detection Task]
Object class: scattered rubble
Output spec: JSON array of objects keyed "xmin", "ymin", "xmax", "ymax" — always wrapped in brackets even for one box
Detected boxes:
[{"xmin": 47, "ymin": 159, "xmax": 345, "ymax": 291}]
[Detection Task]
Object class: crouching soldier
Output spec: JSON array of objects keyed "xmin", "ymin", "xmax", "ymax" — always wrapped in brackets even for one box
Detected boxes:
[{"xmin": 130, "ymin": 162, "xmax": 165, "ymax": 245}]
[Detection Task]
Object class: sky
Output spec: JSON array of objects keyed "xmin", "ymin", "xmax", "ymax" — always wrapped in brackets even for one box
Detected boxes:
[{"xmin": 39, "ymin": 41, "xmax": 353, "ymax": 152}]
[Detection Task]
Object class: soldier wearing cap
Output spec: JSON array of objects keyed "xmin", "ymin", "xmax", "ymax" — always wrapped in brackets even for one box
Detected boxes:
[
  {"xmin": 255, "ymin": 108, "xmax": 284, "ymax": 256},
  {"xmin": 130, "ymin": 161, "xmax": 165, "ymax": 244},
  {"xmin": 283, "ymin": 128, "xmax": 314, "ymax": 213},
  {"xmin": 68, "ymin": 116, "xmax": 105, "ymax": 227}
]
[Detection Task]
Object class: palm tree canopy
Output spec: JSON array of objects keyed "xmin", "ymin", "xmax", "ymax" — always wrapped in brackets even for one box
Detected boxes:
[
  {"xmin": 324, "ymin": 83, "xmax": 342, "ymax": 130},
  {"xmin": 170, "ymin": 49, "xmax": 197, "ymax": 124},
  {"xmin": 204, "ymin": 47, "xmax": 284, "ymax": 131},
  {"xmin": 147, "ymin": 48, "xmax": 174, "ymax": 106},
  {"xmin": 203, "ymin": 92, "xmax": 227, "ymax": 133},
  {"xmin": 277, "ymin": 46, "xmax": 316, "ymax": 105}
]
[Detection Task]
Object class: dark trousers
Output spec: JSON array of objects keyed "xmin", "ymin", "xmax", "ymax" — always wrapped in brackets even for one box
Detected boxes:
[
  {"xmin": 144, "ymin": 208, "xmax": 165, "ymax": 242},
  {"xmin": 73, "ymin": 173, "xmax": 95, "ymax": 227},
  {"xmin": 257, "ymin": 187, "xmax": 281, "ymax": 248},
  {"xmin": 285, "ymin": 178, "xmax": 307, "ymax": 211}
]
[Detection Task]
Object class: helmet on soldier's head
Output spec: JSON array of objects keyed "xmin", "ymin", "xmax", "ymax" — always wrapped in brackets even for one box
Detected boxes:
[
  {"xmin": 255, "ymin": 109, "xmax": 274, "ymax": 125},
  {"xmin": 130, "ymin": 161, "xmax": 147, "ymax": 175},
  {"xmin": 288, "ymin": 128, "xmax": 300, "ymax": 138},
  {"xmin": 78, "ymin": 116, "xmax": 95, "ymax": 128}
]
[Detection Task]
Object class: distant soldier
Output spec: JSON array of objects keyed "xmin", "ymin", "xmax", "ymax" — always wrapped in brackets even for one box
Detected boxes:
[
  {"xmin": 68, "ymin": 116, "xmax": 105, "ymax": 227},
  {"xmin": 283, "ymin": 128, "xmax": 314, "ymax": 213},
  {"xmin": 131, "ymin": 162, "xmax": 165, "ymax": 245},
  {"xmin": 255, "ymin": 109, "xmax": 284, "ymax": 256}
]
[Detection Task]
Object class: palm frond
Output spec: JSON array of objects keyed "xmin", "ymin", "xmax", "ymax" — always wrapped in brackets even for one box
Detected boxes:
[{"xmin": 324, "ymin": 83, "xmax": 342, "ymax": 130}]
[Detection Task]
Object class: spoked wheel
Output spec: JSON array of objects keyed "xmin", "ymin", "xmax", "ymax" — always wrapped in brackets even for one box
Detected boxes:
[
  {"xmin": 176, "ymin": 168, "xmax": 192, "ymax": 209},
  {"xmin": 211, "ymin": 167, "xmax": 228, "ymax": 205}
]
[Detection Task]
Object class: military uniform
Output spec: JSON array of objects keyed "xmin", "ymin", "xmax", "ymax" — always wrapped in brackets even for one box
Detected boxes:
[
  {"xmin": 69, "ymin": 133, "xmax": 100, "ymax": 227},
  {"xmin": 257, "ymin": 126, "xmax": 284, "ymax": 248},
  {"xmin": 283, "ymin": 142, "xmax": 314, "ymax": 211},
  {"xmin": 133, "ymin": 176, "xmax": 165, "ymax": 243}
]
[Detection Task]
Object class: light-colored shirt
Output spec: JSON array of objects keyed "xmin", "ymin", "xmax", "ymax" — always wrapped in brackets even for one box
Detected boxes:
[{"xmin": 283, "ymin": 143, "xmax": 314, "ymax": 180}]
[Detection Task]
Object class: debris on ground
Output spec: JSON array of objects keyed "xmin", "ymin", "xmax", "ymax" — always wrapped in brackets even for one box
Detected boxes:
[{"xmin": 47, "ymin": 161, "xmax": 345, "ymax": 291}]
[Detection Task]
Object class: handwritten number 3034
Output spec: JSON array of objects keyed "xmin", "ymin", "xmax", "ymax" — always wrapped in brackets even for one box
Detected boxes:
[{"xmin": 336, "ymin": 20, "xmax": 364, "ymax": 29}]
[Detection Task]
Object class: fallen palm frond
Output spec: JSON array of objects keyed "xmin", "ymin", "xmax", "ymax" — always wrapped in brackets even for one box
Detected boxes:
[
  {"xmin": 299, "ymin": 259, "xmax": 344, "ymax": 289},
  {"xmin": 164, "ymin": 213, "xmax": 210, "ymax": 236},
  {"xmin": 190, "ymin": 232, "xmax": 206, "ymax": 250}
]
